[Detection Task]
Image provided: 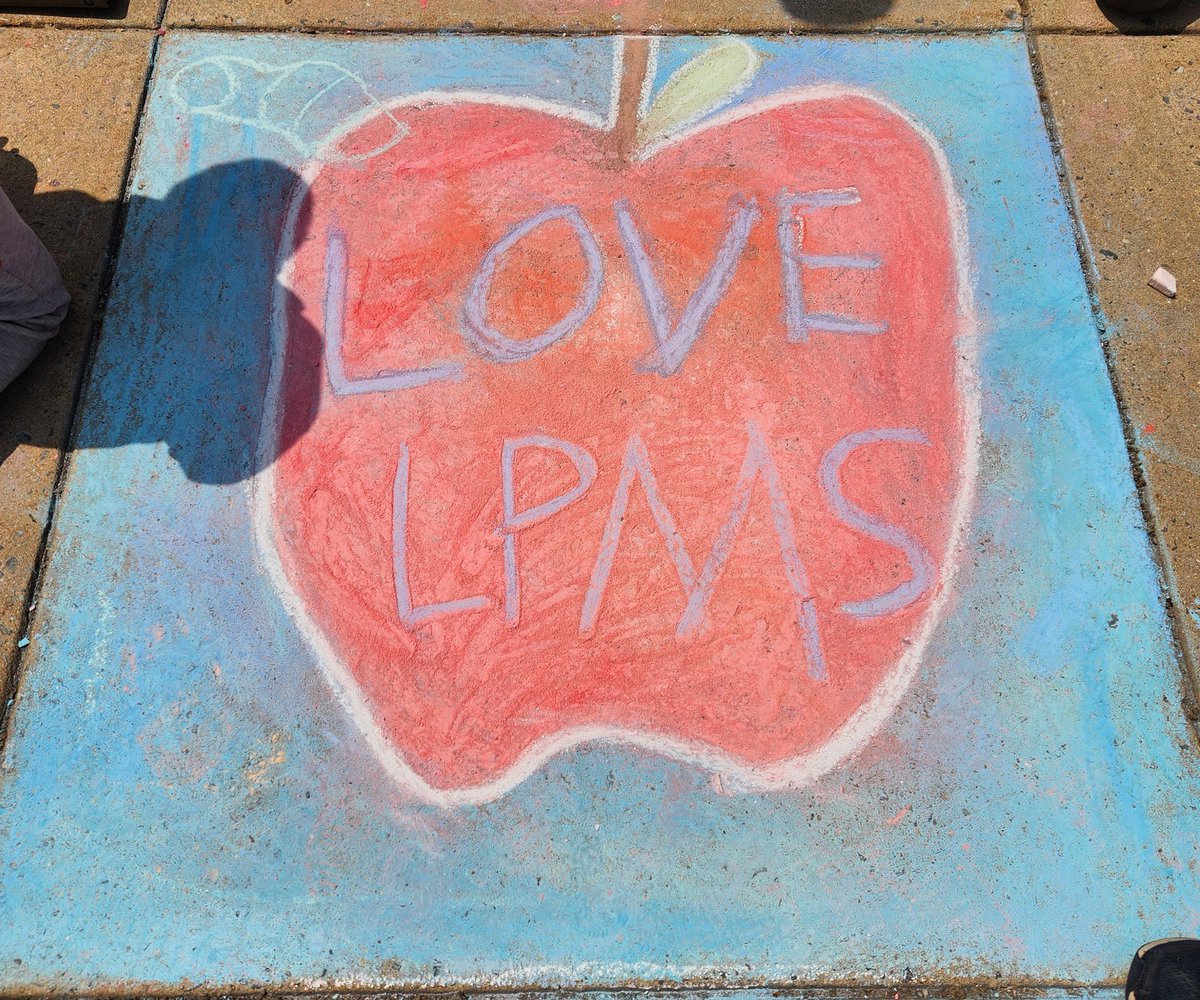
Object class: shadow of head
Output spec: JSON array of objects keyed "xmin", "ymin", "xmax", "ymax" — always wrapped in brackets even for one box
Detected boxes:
[
  {"xmin": 1096, "ymin": 0, "xmax": 1200, "ymax": 31},
  {"xmin": 0, "ymin": 146, "xmax": 317, "ymax": 486},
  {"xmin": 776, "ymin": 0, "xmax": 894, "ymax": 25}
]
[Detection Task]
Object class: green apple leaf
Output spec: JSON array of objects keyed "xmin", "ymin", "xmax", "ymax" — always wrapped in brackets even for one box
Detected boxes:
[{"xmin": 637, "ymin": 40, "xmax": 761, "ymax": 151}]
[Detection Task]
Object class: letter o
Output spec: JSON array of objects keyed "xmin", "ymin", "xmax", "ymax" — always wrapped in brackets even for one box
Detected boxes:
[{"xmin": 460, "ymin": 205, "xmax": 604, "ymax": 363}]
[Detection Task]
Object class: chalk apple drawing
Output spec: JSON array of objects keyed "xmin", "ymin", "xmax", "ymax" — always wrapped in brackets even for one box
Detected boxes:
[{"xmin": 253, "ymin": 39, "xmax": 979, "ymax": 806}]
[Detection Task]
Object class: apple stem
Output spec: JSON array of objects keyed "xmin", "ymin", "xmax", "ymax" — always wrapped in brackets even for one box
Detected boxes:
[{"xmin": 614, "ymin": 36, "xmax": 651, "ymax": 164}]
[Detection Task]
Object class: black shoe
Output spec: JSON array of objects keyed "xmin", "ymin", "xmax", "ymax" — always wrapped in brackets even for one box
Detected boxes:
[{"xmin": 1126, "ymin": 938, "xmax": 1200, "ymax": 1000}]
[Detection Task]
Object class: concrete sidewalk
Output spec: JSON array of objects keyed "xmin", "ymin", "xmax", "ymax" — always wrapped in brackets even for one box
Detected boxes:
[{"xmin": 1, "ymin": 1, "xmax": 1199, "ymax": 993}]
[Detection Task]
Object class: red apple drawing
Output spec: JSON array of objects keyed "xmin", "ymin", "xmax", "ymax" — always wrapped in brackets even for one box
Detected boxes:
[{"xmin": 254, "ymin": 40, "xmax": 978, "ymax": 806}]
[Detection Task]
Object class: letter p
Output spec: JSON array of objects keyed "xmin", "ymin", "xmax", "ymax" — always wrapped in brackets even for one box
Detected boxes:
[{"xmin": 500, "ymin": 435, "xmax": 598, "ymax": 626}]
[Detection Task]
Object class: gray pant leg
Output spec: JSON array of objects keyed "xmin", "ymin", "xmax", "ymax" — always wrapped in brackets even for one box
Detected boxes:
[{"xmin": 0, "ymin": 184, "xmax": 70, "ymax": 394}]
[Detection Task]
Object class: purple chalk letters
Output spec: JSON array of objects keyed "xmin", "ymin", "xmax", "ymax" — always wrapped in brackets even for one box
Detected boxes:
[{"xmin": 324, "ymin": 189, "xmax": 886, "ymax": 388}]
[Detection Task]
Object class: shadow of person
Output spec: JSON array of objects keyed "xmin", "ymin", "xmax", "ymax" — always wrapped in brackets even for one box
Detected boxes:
[
  {"xmin": 0, "ymin": 145, "xmax": 318, "ymax": 486},
  {"xmin": 1096, "ymin": 0, "xmax": 1200, "ymax": 31},
  {"xmin": 776, "ymin": 0, "xmax": 894, "ymax": 25}
]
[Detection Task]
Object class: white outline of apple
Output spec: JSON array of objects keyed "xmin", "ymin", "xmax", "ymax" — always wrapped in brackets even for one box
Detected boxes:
[{"xmin": 248, "ymin": 39, "xmax": 980, "ymax": 808}]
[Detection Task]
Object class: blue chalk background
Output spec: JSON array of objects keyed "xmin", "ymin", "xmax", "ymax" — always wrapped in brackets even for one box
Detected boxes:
[{"xmin": 2, "ymin": 33, "xmax": 1198, "ymax": 990}]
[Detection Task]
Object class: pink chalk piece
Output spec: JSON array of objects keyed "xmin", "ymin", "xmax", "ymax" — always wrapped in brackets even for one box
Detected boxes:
[
  {"xmin": 259, "ymin": 88, "xmax": 977, "ymax": 805},
  {"xmin": 1149, "ymin": 266, "xmax": 1177, "ymax": 299},
  {"xmin": 885, "ymin": 805, "xmax": 911, "ymax": 826}
]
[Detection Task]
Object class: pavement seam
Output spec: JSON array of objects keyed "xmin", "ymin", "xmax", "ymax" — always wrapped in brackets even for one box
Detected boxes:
[
  {"xmin": 152, "ymin": 23, "xmax": 1026, "ymax": 35},
  {"xmin": 1033, "ymin": 23, "xmax": 1198, "ymax": 34},
  {"xmin": 0, "ymin": 26, "xmax": 164, "ymax": 759},
  {"xmin": 1, "ymin": 16, "xmax": 1192, "ymax": 35},
  {"xmin": 1019, "ymin": 16, "xmax": 1200, "ymax": 748},
  {"xmin": 0, "ymin": 980, "xmax": 1129, "ymax": 998}
]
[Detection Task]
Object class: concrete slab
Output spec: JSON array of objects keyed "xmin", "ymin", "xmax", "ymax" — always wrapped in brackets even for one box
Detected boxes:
[
  {"xmin": 1028, "ymin": 0, "xmax": 1200, "ymax": 34},
  {"xmin": 1038, "ymin": 33, "xmax": 1200, "ymax": 684},
  {"xmin": 2, "ymin": 31, "xmax": 1198, "ymax": 993},
  {"xmin": 163, "ymin": 0, "xmax": 1020, "ymax": 34},
  {"xmin": 0, "ymin": 0, "xmax": 158, "ymax": 29},
  {"xmin": 0, "ymin": 29, "xmax": 152, "ymax": 685}
]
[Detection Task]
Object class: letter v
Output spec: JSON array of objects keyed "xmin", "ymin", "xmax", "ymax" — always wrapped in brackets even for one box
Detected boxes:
[{"xmin": 615, "ymin": 196, "xmax": 761, "ymax": 377}]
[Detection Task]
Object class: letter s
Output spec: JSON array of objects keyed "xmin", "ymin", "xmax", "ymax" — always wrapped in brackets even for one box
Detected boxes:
[{"xmin": 819, "ymin": 428, "xmax": 935, "ymax": 619}]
